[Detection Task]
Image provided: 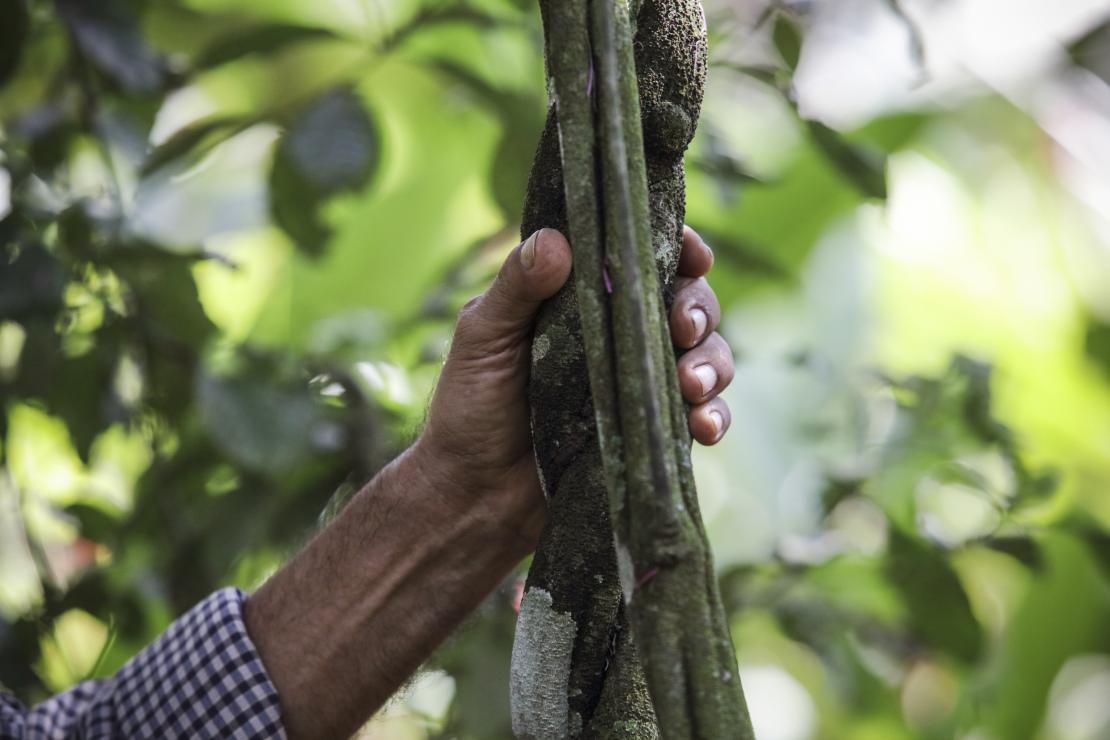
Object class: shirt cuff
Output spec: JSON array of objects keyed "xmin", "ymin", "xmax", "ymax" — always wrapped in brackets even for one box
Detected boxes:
[{"xmin": 29, "ymin": 587, "xmax": 287, "ymax": 739}]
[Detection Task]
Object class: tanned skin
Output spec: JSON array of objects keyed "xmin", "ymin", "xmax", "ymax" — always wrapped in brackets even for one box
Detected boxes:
[{"xmin": 244, "ymin": 226, "xmax": 734, "ymax": 739}]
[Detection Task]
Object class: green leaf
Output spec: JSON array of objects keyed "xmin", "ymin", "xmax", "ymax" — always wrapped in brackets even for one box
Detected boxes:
[
  {"xmin": 197, "ymin": 371, "xmax": 346, "ymax": 475},
  {"xmin": 852, "ymin": 111, "xmax": 933, "ymax": 153},
  {"xmin": 45, "ymin": 347, "xmax": 120, "ymax": 460},
  {"xmin": 65, "ymin": 503, "xmax": 124, "ymax": 546},
  {"xmin": 984, "ymin": 536, "xmax": 1044, "ymax": 570},
  {"xmin": 805, "ymin": 121, "xmax": 888, "ymax": 199},
  {"xmin": 111, "ymin": 251, "xmax": 217, "ymax": 348},
  {"xmin": 1084, "ymin": 318, "xmax": 1110, "ymax": 378},
  {"xmin": 194, "ymin": 24, "xmax": 340, "ymax": 69},
  {"xmin": 721, "ymin": 63, "xmax": 783, "ymax": 90},
  {"xmin": 55, "ymin": 0, "xmax": 166, "ymax": 93},
  {"xmin": 0, "ymin": 0, "xmax": 29, "ymax": 90},
  {"xmin": 885, "ymin": 528, "xmax": 983, "ymax": 662},
  {"xmin": 0, "ymin": 243, "xmax": 66, "ymax": 321},
  {"xmin": 12, "ymin": 104, "xmax": 80, "ymax": 173},
  {"xmin": 984, "ymin": 533, "xmax": 1110, "ymax": 737},
  {"xmin": 1069, "ymin": 18, "xmax": 1110, "ymax": 84},
  {"xmin": 772, "ymin": 13, "xmax": 803, "ymax": 72},
  {"xmin": 141, "ymin": 117, "xmax": 251, "ymax": 176},
  {"xmin": 426, "ymin": 59, "xmax": 545, "ymax": 219},
  {"xmin": 270, "ymin": 88, "xmax": 380, "ymax": 255}
]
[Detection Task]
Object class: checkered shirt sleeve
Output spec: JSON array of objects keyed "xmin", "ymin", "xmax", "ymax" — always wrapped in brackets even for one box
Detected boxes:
[{"xmin": 0, "ymin": 588, "xmax": 285, "ymax": 739}]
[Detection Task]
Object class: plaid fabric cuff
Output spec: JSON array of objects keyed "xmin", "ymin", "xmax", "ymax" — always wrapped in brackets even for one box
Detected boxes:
[{"xmin": 1, "ymin": 588, "xmax": 285, "ymax": 739}]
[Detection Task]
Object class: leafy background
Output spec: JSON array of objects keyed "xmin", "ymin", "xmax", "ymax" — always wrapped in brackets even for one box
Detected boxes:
[{"xmin": 2, "ymin": 0, "xmax": 1110, "ymax": 737}]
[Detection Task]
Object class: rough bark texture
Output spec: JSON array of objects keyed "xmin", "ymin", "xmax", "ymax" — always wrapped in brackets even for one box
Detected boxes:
[{"xmin": 511, "ymin": 0, "xmax": 754, "ymax": 737}]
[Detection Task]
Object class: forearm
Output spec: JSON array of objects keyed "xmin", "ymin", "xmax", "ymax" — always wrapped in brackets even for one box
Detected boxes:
[{"xmin": 244, "ymin": 441, "xmax": 530, "ymax": 739}]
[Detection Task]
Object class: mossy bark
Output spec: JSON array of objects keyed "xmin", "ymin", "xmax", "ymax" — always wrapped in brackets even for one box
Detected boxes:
[{"xmin": 513, "ymin": 0, "xmax": 754, "ymax": 737}]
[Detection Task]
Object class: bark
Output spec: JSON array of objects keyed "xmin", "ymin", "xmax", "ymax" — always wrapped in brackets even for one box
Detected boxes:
[{"xmin": 510, "ymin": 0, "xmax": 754, "ymax": 737}]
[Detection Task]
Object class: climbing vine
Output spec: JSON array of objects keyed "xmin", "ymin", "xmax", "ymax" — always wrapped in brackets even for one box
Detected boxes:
[{"xmin": 512, "ymin": 1, "xmax": 754, "ymax": 736}]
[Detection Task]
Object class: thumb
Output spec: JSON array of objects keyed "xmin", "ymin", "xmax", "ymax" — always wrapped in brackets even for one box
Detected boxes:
[{"xmin": 458, "ymin": 228, "xmax": 573, "ymax": 348}]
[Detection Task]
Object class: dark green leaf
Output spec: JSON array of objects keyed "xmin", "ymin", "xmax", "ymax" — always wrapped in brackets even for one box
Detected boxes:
[
  {"xmin": 0, "ymin": 617, "xmax": 45, "ymax": 698},
  {"xmin": 197, "ymin": 371, "xmax": 346, "ymax": 475},
  {"xmin": 0, "ymin": 0, "xmax": 29, "ymax": 89},
  {"xmin": 270, "ymin": 88, "xmax": 380, "ymax": 255},
  {"xmin": 886, "ymin": 527, "xmax": 983, "ymax": 662},
  {"xmin": 772, "ymin": 14, "xmax": 802, "ymax": 72},
  {"xmin": 1069, "ymin": 18, "xmax": 1110, "ymax": 84},
  {"xmin": 47, "ymin": 347, "xmax": 121, "ymax": 459},
  {"xmin": 112, "ymin": 251, "xmax": 217, "ymax": 348},
  {"xmin": 985, "ymin": 536, "xmax": 1044, "ymax": 570},
  {"xmin": 1071, "ymin": 521, "xmax": 1110, "ymax": 580},
  {"xmin": 820, "ymin": 480, "xmax": 864, "ymax": 516},
  {"xmin": 56, "ymin": 0, "xmax": 166, "ymax": 93},
  {"xmin": 194, "ymin": 24, "xmax": 339, "ymax": 69},
  {"xmin": 0, "ymin": 243, "xmax": 66, "ymax": 321},
  {"xmin": 65, "ymin": 503, "xmax": 124, "ymax": 545},
  {"xmin": 805, "ymin": 121, "xmax": 888, "ymax": 199},
  {"xmin": 11, "ymin": 104, "xmax": 81, "ymax": 172},
  {"xmin": 9, "ymin": 321, "xmax": 122, "ymax": 460},
  {"xmin": 1085, "ymin": 318, "xmax": 1110, "ymax": 378},
  {"xmin": 690, "ymin": 155, "xmax": 761, "ymax": 200},
  {"xmin": 141, "ymin": 117, "xmax": 250, "ymax": 175},
  {"xmin": 719, "ymin": 63, "xmax": 783, "ymax": 90},
  {"xmin": 853, "ymin": 112, "xmax": 933, "ymax": 153}
]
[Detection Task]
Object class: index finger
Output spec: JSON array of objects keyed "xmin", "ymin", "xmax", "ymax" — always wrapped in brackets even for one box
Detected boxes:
[{"xmin": 678, "ymin": 225, "xmax": 714, "ymax": 278}]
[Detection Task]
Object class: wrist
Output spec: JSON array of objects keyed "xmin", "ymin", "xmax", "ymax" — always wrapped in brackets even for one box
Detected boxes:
[{"xmin": 408, "ymin": 433, "xmax": 544, "ymax": 558}]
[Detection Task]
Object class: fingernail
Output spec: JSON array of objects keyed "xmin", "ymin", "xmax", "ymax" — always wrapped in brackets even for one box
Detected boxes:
[
  {"xmin": 689, "ymin": 308, "xmax": 707, "ymax": 340},
  {"xmin": 694, "ymin": 364, "xmax": 718, "ymax": 396},
  {"xmin": 708, "ymin": 410, "xmax": 724, "ymax": 439},
  {"xmin": 521, "ymin": 231, "xmax": 539, "ymax": 270}
]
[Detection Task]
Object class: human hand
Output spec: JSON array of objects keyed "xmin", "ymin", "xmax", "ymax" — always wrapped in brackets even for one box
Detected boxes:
[{"xmin": 415, "ymin": 226, "xmax": 734, "ymax": 552}]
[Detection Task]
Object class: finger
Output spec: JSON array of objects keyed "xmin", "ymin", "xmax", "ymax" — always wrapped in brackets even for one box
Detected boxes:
[
  {"xmin": 678, "ymin": 225, "xmax": 713, "ymax": 279},
  {"xmin": 455, "ymin": 229, "xmax": 572, "ymax": 352},
  {"xmin": 689, "ymin": 396, "xmax": 731, "ymax": 445},
  {"xmin": 669, "ymin": 276, "xmax": 721, "ymax": 349},
  {"xmin": 677, "ymin": 332, "xmax": 734, "ymax": 403}
]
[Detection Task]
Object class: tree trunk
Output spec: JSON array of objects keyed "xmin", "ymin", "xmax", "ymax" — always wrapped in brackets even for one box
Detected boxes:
[{"xmin": 510, "ymin": 1, "xmax": 755, "ymax": 737}]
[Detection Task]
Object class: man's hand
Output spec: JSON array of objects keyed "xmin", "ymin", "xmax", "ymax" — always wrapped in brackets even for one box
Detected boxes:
[
  {"xmin": 419, "ymin": 225, "xmax": 735, "ymax": 551},
  {"xmin": 247, "ymin": 226, "xmax": 736, "ymax": 738}
]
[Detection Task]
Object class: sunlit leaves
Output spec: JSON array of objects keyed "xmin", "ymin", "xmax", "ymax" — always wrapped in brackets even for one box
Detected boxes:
[{"xmin": 270, "ymin": 88, "xmax": 380, "ymax": 255}]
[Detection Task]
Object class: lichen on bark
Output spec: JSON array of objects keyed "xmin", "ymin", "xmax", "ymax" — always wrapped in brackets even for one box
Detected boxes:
[
  {"xmin": 513, "ymin": 0, "xmax": 754, "ymax": 737},
  {"xmin": 510, "ymin": 587, "xmax": 580, "ymax": 739}
]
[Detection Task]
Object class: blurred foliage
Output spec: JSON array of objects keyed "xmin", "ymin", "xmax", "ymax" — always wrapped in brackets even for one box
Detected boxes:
[{"xmin": 2, "ymin": 0, "xmax": 1110, "ymax": 738}]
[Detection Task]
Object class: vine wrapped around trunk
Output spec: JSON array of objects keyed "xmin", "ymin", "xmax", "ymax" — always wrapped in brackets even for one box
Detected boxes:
[{"xmin": 509, "ymin": 0, "xmax": 755, "ymax": 737}]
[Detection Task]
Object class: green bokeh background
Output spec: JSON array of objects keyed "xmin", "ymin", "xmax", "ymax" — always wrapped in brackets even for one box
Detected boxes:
[{"xmin": 3, "ymin": 0, "xmax": 1110, "ymax": 737}]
